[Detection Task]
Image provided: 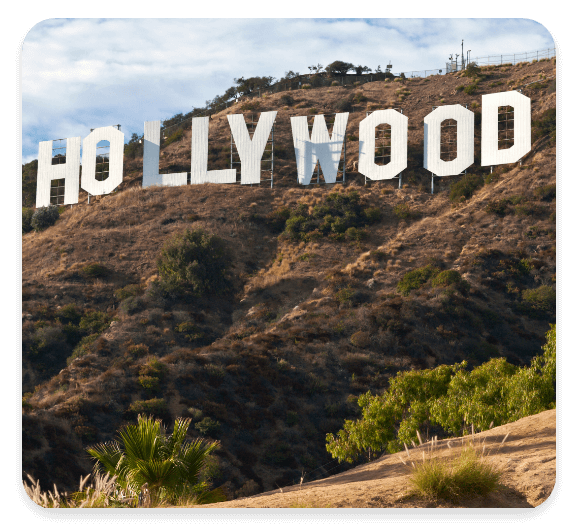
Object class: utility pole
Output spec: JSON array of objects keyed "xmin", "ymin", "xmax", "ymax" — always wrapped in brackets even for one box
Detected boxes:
[{"xmin": 461, "ymin": 39, "xmax": 464, "ymax": 70}]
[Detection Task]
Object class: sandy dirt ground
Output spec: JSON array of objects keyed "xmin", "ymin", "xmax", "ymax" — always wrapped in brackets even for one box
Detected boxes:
[{"xmin": 194, "ymin": 409, "xmax": 555, "ymax": 508}]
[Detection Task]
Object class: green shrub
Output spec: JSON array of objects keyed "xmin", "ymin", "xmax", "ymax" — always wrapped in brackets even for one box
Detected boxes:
[
  {"xmin": 128, "ymin": 343, "xmax": 149, "ymax": 357},
  {"xmin": 519, "ymin": 285, "xmax": 555, "ymax": 314},
  {"xmin": 485, "ymin": 199, "xmax": 509, "ymax": 216},
  {"xmin": 335, "ymin": 98, "xmax": 353, "ymax": 112},
  {"xmin": 31, "ymin": 206, "xmax": 59, "ymax": 231},
  {"xmin": 345, "ymin": 227, "xmax": 367, "ymax": 241},
  {"xmin": 175, "ymin": 321, "xmax": 203, "ymax": 341},
  {"xmin": 431, "ymin": 270, "xmax": 460, "ymax": 287},
  {"xmin": 397, "ymin": 264, "xmax": 440, "ymax": 296},
  {"xmin": 115, "ymin": 284, "xmax": 143, "ymax": 300},
  {"xmin": 280, "ymin": 94, "xmax": 294, "ymax": 106},
  {"xmin": 79, "ymin": 311, "xmax": 111, "ymax": 334},
  {"xmin": 163, "ymin": 129, "xmax": 184, "ymax": 147},
  {"xmin": 265, "ymin": 207, "xmax": 291, "ymax": 233},
  {"xmin": 82, "ymin": 263, "xmax": 110, "ymax": 278},
  {"xmin": 56, "ymin": 304, "xmax": 82, "ymax": 326},
  {"xmin": 22, "ymin": 208, "xmax": 34, "ymax": 233},
  {"xmin": 128, "ymin": 398, "xmax": 168, "ymax": 417},
  {"xmin": 534, "ymin": 184, "xmax": 556, "ymax": 201},
  {"xmin": 393, "ymin": 203, "xmax": 417, "ymax": 220},
  {"xmin": 449, "ymin": 175, "xmax": 484, "ymax": 202},
  {"xmin": 285, "ymin": 215, "xmax": 310, "ymax": 240},
  {"xmin": 119, "ymin": 296, "xmax": 145, "ymax": 315},
  {"xmin": 462, "ymin": 62, "xmax": 481, "ymax": 78},
  {"xmin": 195, "ymin": 417, "xmax": 221, "ymax": 437},
  {"xmin": 363, "ymin": 207, "xmax": 382, "ymax": 223},
  {"xmin": 157, "ymin": 229, "xmax": 231, "ymax": 297},
  {"xmin": 138, "ymin": 375, "xmax": 160, "ymax": 394},
  {"xmin": 335, "ymin": 287, "xmax": 354, "ymax": 305},
  {"xmin": 532, "ymin": 108, "xmax": 555, "ymax": 142},
  {"xmin": 140, "ymin": 357, "xmax": 167, "ymax": 380},
  {"xmin": 463, "ymin": 82, "xmax": 478, "ymax": 95},
  {"xmin": 67, "ymin": 334, "xmax": 99, "ymax": 365}
]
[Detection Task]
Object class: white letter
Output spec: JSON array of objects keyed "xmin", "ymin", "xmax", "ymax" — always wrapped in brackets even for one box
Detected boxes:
[
  {"xmin": 358, "ymin": 110, "xmax": 407, "ymax": 180},
  {"xmin": 36, "ymin": 137, "xmax": 81, "ymax": 207},
  {"xmin": 424, "ymin": 105, "xmax": 474, "ymax": 177},
  {"xmin": 190, "ymin": 117, "xmax": 236, "ymax": 184},
  {"xmin": 481, "ymin": 91, "xmax": 531, "ymax": 166},
  {"xmin": 291, "ymin": 113, "xmax": 348, "ymax": 185},
  {"xmin": 142, "ymin": 121, "xmax": 188, "ymax": 188},
  {"xmin": 227, "ymin": 111, "xmax": 277, "ymax": 184},
  {"xmin": 81, "ymin": 126, "xmax": 125, "ymax": 195}
]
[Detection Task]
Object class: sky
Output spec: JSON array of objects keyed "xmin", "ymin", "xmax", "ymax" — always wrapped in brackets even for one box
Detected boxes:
[{"xmin": 20, "ymin": 18, "xmax": 555, "ymax": 164}]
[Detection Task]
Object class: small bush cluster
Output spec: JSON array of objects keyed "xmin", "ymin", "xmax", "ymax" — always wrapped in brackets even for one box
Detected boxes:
[
  {"xmin": 138, "ymin": 357, "xmax": 167, "ymax": 395},
  {"xmin": 279, "ymin": 94, "xmax": 294, "ymax": 106},
  {"xmin": 156, "ymin": 229, "xmax": 232, "ymax": 298},
  {"xmin": 22, "ymin": 208, "xmax": 34, "ymax": 233},
  {"xmin": 533, "ymin": 184, "xmax": 556, "ymax": 201},
  {"xmin": 449, "ymin": 175, "xmax": 484, "ymax": 203},
  {"xmin": 115, "ymin": 284, "xmax": 143, "ymax": 300},
  {"xmin": 82, "ymin": 263, "xmax": 110, "ymax": 278},
  {"xmin": 195, "ymin": 416, "xmax": 221, "ymax": 437},
  {"xmin": 268, "ymin": 191, "xmax": 381, "ymax": 243},
  {"xmin": 431, "ymin": 270, "xmax": 470, "ymax": 295},
  {"xmin": 393, "ymin": 203, "xmax": 418, "ymax": 220},
  {"xmin": 335, "ymin": 98, "xmax": 353, "ymax": 112},
  {"xmin": 397, "ymin": 264, "xmax": 441, "ymax": 296},
  {"xmin": 175, "ymin": 321, "xmax": 203, "ymax": 341},
  {"xmin": 463, "ymin": 82, "xmax": 479, "ymax": 95},
  {"xmin": 31, "ymin": 206, "xmax": 60, "ymax": 231},
  {"xmin": 163, "ymin": 129, "xmax": 184, "ymax": 147},
  {"xmin": 532, "ymin": 108, "xmax": 556, "ymax": 143}
]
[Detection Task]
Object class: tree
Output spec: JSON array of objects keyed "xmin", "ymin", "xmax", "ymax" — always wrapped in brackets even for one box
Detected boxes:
[
  {"xmin": 326, "ymin": 326, "xmax": 556, "ymax": 463},
  {"xmin": 234, "ymin": 76, "xmax": 275, "ymax": 96},
  {"xmin": 87, "ymin": 415, "xmax": 224, "ymax": 506},
  {"xmin": 308, "ymin": 63, "xmax": 324, "ymax": 74},
  {"xmin": 354, "ymin": 65, "xmax": 371, "ymax": 75},
  {"xmin": 326, "ymin": 61, "xmax": 355, "ymax": 77}
]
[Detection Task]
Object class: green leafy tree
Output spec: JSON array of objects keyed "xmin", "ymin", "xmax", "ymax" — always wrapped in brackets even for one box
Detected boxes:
[
  {"xmin": 326, "ymin": 61, "xmax": 355, "ymax": 77},
  {"xmin": 326, "ymin": 326, "xmax": 556, "ymax": 463},
  {"xmin": 87, "ymin": 415, "xmax": 224, "ymax": 506}
]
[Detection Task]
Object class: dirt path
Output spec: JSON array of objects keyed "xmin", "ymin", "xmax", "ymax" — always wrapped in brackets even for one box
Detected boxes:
[{"xmin": 195, "ymin": 409, "xmax": 555, "ymax": 508}]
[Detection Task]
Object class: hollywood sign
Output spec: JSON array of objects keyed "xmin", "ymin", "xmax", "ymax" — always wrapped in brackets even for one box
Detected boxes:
[{"xmin": 35, "ymin": 91, "xmax": 530, "ymax": 207}]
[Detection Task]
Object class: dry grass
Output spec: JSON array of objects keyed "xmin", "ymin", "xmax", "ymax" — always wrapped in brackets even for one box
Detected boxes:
[{"xmin": 402, "ymin": 430, "xmax": 508, "ymax": 503}]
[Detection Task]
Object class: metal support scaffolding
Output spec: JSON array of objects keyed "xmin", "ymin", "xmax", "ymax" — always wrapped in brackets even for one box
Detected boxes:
[
  {"xmin": 230, "ymin": 112, "xmax": 275, "ymax": 187},
  {"xmin": 498, "ymin": 105, "xmax": 514, "ymax": 150}
]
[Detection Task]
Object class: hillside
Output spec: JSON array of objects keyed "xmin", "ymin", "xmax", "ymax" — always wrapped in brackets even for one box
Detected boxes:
[
  {"xmin": 21, "ymin": 58, "xmax": 556, "ymax": 498},
  {"xmin": 195, "ymin": 409, "xmax": 556, "ymax": 508}
]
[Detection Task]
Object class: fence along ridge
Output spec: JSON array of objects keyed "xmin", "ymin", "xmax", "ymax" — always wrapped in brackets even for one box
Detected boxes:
[{"xmin": 160, "ymin": 47, "xmax": 556, "ymax": 133}]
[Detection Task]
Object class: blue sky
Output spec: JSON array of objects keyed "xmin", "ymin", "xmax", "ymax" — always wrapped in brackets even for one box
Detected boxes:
[{"xmin": 21, "ymin": 18, "xmax": 555, "ymax": 164}]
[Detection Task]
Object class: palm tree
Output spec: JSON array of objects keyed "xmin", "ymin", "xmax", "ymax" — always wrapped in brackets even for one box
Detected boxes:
[{"xmin": 87, "ymin": 414, "xmax": 224, "ymax": 506}]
